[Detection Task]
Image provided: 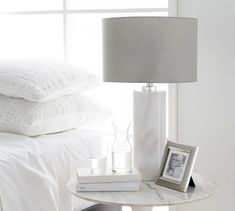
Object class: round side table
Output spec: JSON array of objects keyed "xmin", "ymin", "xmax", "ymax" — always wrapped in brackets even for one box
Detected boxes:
[{"xmin": 67, "ymin": 173, "xmax": 218, "ymax": 211}]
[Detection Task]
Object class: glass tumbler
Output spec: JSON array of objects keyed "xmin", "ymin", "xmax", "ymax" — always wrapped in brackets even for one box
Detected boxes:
[{"xmin": 89, "ymin": 140, "xmax": 108, "ymax": 174}]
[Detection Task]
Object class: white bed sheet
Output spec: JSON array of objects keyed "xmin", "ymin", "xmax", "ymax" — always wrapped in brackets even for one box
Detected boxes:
[{"xmin": 0, "ymin": 129, "xmax": 110, "ymax": 211}]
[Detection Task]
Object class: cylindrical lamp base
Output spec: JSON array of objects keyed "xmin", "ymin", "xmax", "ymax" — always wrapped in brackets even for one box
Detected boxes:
[{"xmin": 134, "ymin": 91, "xmax": 166, "ymax": 181}]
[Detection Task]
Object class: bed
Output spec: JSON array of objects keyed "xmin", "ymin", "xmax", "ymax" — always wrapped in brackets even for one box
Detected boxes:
[
  {"xmin": 0, "ymin": 129, "xmax": 111, "ymax": 211},
  {"xmin": 0, "ymin": 60, "xmax": 114, "ymax": 211}
]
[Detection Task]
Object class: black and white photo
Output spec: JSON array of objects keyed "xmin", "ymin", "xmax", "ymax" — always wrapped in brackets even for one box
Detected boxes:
[
  {"xmin": 162, "ymin": 150, "xmax": 189, "ymax": 182},
  {"xmin": 156, "ymin": 141, "xmax": 199, "ymax": 192}
]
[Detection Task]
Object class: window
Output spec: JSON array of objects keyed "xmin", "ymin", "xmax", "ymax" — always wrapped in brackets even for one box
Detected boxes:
[
  {"xmin": 0, "ymin": 0, "xmax": 173, "ymax": 134},
  {"xmin": 0, "ymin": 1, "xmax": 176, "ymax": 210}
]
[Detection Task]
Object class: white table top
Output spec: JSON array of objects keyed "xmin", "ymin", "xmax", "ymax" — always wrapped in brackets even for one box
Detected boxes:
[{"xmin": 67, "ymin": 173, "xmax": 219, "ymax": 207}]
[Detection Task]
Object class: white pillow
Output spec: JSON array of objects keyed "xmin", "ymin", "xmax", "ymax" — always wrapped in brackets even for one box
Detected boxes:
[
  {"xmin": 0, "ymin": 93, "xmax": 112, "ymax": 137},
  {"xmin": 0, "ymin": 60, "xmax": 100, "ymax": 102}
]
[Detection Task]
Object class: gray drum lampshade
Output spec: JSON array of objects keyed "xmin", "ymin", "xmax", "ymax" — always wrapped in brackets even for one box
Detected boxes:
[{"xmin": 103, "ymin": 17, "xmax": 197, "ymax": 83}]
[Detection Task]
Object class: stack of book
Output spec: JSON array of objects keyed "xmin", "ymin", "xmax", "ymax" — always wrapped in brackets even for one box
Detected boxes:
[{"xmin": 76, "ymin": 168, "xmax": 141, "ymax": 192}]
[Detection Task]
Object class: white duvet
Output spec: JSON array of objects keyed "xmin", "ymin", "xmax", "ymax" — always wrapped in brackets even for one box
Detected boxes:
[{"xmin": 0, "ymin": 129, "xmax": 109, "ymax": 211}]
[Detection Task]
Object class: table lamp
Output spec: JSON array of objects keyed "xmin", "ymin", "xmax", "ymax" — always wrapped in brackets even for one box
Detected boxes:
[{"xmin": 103, "ymin": 17, "xmax": 197, "ymax": 180}]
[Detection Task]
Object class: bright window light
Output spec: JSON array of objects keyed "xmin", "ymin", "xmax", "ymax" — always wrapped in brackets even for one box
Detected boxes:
[
  {"xmin": 0, "ymin": 15, "xmax": 64, "ymax": 60},
  {"xmin": 67, "ymin": 0, "xmax": 168, "ymax": 10},
  {"xmin": 0, "ymin": 0, "xmax": 62, "ymax": 11}
]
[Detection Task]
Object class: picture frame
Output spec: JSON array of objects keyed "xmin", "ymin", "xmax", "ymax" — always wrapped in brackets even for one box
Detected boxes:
[{"xmin": 156, "ymin": 141, "xmax": 199, "ymax": 192}]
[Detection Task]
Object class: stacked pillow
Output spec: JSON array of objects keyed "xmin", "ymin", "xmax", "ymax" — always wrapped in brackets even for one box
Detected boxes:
[{"xmin": 0, "ymin": 60, "xmax": 110, "ymax": 136}]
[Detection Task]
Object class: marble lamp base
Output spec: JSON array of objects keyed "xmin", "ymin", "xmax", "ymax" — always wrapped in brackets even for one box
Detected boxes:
[{"xmin": 133, "ymin": 90, "xmax": 166, "ymax": 181}]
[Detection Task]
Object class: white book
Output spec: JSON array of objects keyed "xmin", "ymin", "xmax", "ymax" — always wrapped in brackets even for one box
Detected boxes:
[
  {"xmin": 76, "ymin": 181, "xmax": 140, "ymax": 192},
  {"xmin": 77, "ymin": 168, "xmax": 141, "ymax": 184}
]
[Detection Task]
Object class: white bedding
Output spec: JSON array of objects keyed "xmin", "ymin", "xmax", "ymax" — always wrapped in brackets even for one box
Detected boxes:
[{"xmin": 0, "ymin": 129, "xmax": 110, "ymax": 211}]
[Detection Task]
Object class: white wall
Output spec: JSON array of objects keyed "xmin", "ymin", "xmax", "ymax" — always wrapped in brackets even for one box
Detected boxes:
[{"xmin": 178, "ymin": 0, "xmax": 235, "ymax": 211}]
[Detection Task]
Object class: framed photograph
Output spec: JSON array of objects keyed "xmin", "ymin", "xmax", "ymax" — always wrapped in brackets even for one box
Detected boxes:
[{"xmin": 156, "ymin": 141, "xmax": 199, "ymax": 192}]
